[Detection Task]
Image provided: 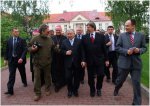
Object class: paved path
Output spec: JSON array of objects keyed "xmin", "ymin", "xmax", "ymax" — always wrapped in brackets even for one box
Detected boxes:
[{"xmin": 1, "ymin": 60, "xmax": 149, "ymax": 105}]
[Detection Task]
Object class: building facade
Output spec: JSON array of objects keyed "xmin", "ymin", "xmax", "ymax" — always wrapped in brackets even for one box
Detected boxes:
[{"xmin": 43, "ymin": 10, "xmax": 113, "ymax": 34}]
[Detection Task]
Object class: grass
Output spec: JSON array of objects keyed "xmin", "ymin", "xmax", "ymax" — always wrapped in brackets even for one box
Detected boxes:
[
  {"xmin": 141, "ymin": 43, "xmax": 149, "ymax": 88},
  {"xmin": 0, "ymin": 57, "xmax": 5, "ymax": 68}
]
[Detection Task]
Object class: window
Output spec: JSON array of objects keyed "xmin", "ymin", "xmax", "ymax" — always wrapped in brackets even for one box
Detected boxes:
[
  {"xmin": 105, "ymin": 23, "xmax": 109, "ymax": 30},
  {"xmin": 99, "ymin": 23, "xmax": 102, "ymax": 29},
  {"xmin": 64, "ymin": 25, "xmax": 67, "ymax": 32}
]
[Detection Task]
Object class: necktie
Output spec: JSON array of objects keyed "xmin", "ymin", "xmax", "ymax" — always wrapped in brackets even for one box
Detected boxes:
[
  {"xmin": 78, "ymin": 35, "xmax": 81, "ymax": 39},
  {"xmin": 90, "ymin": 34, "xmax": 94, "ymax": 43},
  {"xmin": 130, "ymin": 33, "xmax": 134, "ymax": 45},
  {"xmin": 13, "ymin": 37, "xmax": 17, "ymax": 57}
]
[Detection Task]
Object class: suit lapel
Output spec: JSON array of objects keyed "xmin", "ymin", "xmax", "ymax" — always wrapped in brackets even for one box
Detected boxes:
[
  {"xmin": 133, "ymin": 32, "xmax": 138, "ymax": 45},
  {"xmin": 126, "ymin": 32, "xmax": 132, "ymax": 45}
]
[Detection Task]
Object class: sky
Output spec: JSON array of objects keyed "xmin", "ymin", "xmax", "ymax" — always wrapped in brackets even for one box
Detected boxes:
[{"xmin": 48, "ymin": 0, "xmax": 107, "ymax": 13}]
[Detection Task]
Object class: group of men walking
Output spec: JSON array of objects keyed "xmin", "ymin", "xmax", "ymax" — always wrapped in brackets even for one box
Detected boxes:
[{"xmin": 4, "ymin": 19, "xmax": 147, "ymax": 105}]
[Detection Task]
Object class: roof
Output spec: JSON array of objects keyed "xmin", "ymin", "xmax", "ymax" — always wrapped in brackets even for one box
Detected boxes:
[{"xmin": 43, "ymin": 11, "xmax": 111, "ymax": 23}]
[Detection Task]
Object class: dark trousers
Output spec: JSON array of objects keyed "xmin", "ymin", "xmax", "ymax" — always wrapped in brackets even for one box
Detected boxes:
[
  {"xmin": 80, "ymin": 67, "xmax": 85, "ymax": 81},
  {"xmin": 7, "ymin": 58, "xmax": 27, "ymax": 93},
  {"xmin": 65, "ymin": 64, "xmax": 80, "ymax": 92},
  {"xmin": 115, "ymin": 68, "xmax": 141, "ymax": 105},
  {"xmin": 87, "ymin": 65, "xmax": 104, "ymax": 93},
  {"xmin": 51, "ymin": 62, "xmax": 66, "ymax": 88},
  {"xmin": 105, "ymin": 51, "xmax": 118, "ymax": 82}
]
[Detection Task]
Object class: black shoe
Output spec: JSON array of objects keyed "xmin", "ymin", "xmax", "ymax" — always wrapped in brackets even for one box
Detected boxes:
[
  {"xmin": 74, "ymin": 91, "xmax": 79, "ymax": 97},
  {"xmin": 112, "ymin": 80, "xmax": 116, "ymax": 85},
  {"xmin": 97, "ymin": 90, "xmax": 101, "ymax": 96},
  {"xmin": 55, "ymin": 87, "xmax": 59, "ymax": 93},
  {"xmin": 23, "ymin": 84, "xmax": 28, "ymax": 87},
  {"xmin": 80, "ymin": 80, "xmax": 84, "ymax": 84},
  {"xmin": 68, "ymin": 91, "xmax": 72, "ymax": 98},
  {"xmin": 4, "ymin": 92, "xmax": 14, "ymax": 96},
  {"xmin": 106, "ymin": 78, "xmax": 111, "ymax": 82},
  {"xmin": 113, "ymin": 88, "xmax": 119, "ymax": 96},
  {"xmin": 90, "ymin": 92, "xmax": 95, "ymax": 97},
  {"xmin": 132, "ymin": 103, "xmax": 135, "ymax": 105}
]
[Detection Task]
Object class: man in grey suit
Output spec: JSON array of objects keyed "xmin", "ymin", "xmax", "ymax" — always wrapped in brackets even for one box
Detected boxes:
[{"xmin": 113, "ymin": 19, "xmax": 147, "ymax": 105}]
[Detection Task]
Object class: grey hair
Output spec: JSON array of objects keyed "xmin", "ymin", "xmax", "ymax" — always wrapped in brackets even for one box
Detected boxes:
[{"xmin": 66, "ymin": 29, "xmax": 75, "ymax": 33}]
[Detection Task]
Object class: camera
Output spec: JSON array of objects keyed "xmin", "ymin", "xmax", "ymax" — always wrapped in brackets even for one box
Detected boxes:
[{"xmin": 33, "ymin": 41, "xmax": 42, "ymax": 49}]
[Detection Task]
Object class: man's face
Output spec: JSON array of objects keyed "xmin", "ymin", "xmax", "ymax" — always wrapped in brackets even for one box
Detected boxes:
[
  {"xmin": 125, "ymin": 20, "xmax": 134, "ymax": 33},
  {"xmin": 76, "ymin": 28, "xmax": 83, "ymax": 35},
  {"xmin": 55, "ymin": 29, "xmax": 62, "ymax": 35},
  {"xmin": 42, "ymin": 28, "xmax": 50, "ymax": 36},
  {"xmin": 87, "ymin": 25, "xmax": 94, "ymax": 33},
  {"xmin": 107, "ymin": 27, "xmax": 114, "ymax": 34},
  {"xmin": 67, "ymin": 31, "xmax": 75, "ymax": 39},
  {"xmin": 12, "ymin": 29, "xmax": 19, "ymax": 37}
]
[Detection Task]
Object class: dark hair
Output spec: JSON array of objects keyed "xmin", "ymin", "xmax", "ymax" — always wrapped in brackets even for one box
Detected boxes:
[
  {"xmin": 39, "ymin": 24, "xmax": 49, "ymax": 34},
  {"xmin": 87, "ymin": 21, "xmax": 96, "ymax": 31},
  {"xmin": 107, "ymin": 26, "xmax": 114, "ymax": 29},
  {"xmin": 130, "ymin": 19, "xmax": 136, "ymax": 26}
]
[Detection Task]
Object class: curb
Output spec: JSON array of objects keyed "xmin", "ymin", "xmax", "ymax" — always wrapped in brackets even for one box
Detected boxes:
[{"xmin": 127, "ymin": 75, "xmax": 149, "ymax": 99}]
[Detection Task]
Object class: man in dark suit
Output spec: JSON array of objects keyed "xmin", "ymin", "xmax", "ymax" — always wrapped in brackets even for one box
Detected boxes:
[
  {"xmin": 51, "ymin": 25, "xmax": 67, "ymax": 92},
  {"xmin": 82, "ymin": 22, "xmax": 109, "ymax": 97},
  {"xmin": 75, "ymin": 27, "xmax": 85, "ymax": 84},
  {"xmin": 113, "ymin": 19, "xmax": 147, "ymax": 105},
  {"xmin": 4, "ymin": 28, "xmax": 27, "ymax": 96},
  {"xmin": 61, "ymin": 29, "xmax": 85, "ymax": 98},
  {"xmin": 105, "ymin": 26, "xmax": 118, "ymax": 84}
]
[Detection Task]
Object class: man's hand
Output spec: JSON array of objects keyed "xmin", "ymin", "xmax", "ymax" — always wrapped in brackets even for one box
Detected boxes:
[
  {"xmin": 81, "ymin": 62, "xmax": 86, "ymax": 68},
  {"xmin": 18, "ymin": 58, "xmax": 23, "ymax": 64},
  {"xmin": 66, "ymin": 50, "xmax": 72, "ymax": 55},
  {"xmin": 105, "ymin": 61, "xmax": 109, "ymax": 67},
  {"xmin": 133, "ymin": 48, "xmax": 140, "ymax": 54},
  {"xmin": 127, "ymin": 49, "xmax": 133, "ymax": 55},
  {"xmin": 4, "ymin": 60, "xmax": 8, "ymax": 65},
  {"xmin": 31, "ymin": 45, "xmax": 38, "ymax": 52},
  {"xmin": 106, "ymin": 41, "xmax": 112, "ymax": 46}
]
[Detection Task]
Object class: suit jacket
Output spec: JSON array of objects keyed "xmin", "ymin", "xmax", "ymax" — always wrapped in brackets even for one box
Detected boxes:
[
  {"xmin": 116, "ymin": 32, "xmax": 147, "ymax": 69},
  {"xmin": 4, "ymin": 36, "xmax": 27, "ymax": 64},
  {"xmin": 61, "ymin": 38, "xmax": 84, "ymax": 68},
  {"xmin": 105, "ymin": 34, "xmax": 118, "ymax": 51},
  {"xmin": 82, "ymin": 32, "xmax": 108, "ymax": 66}
]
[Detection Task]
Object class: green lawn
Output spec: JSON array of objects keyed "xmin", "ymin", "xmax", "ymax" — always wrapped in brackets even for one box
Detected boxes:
[
  {"xmin": 141, "ymin": 44, "xmax": 149, "ymax": 88},
  {"xmin": 0, "ymin": 57, "xmax": 5, "ymax": 68}
]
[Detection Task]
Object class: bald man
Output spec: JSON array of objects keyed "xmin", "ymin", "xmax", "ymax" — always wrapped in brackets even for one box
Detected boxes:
[
  {"xmin": 113, "ymin": 19, "xmax": 147, "ymax": 105},
  {"xmin": 51, "ymin": 25, "xmax": 67, "ymax": 92}
]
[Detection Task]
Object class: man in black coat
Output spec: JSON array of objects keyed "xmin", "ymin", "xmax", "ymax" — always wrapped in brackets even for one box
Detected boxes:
[
  {"xmin": 61, "ymin": 29, "xmax": 85, "ymax": 98},
  {"xmin": 4, "ymin": 28, "xmax": 27, "ymax": 96},
  {"xmin": 75, "ymin": 27, "xmax": 85, "ymax": 84},
  {"xmin": 105, "ymin": 26, "xmax": 118, "ymax": 84},
  {"xmin": 82, "ymin": 22, "xmax": 109, "ymax": 97},
  {"xmin": 51, "ymin": 25, "xmax": 67, "ymax": 92}
]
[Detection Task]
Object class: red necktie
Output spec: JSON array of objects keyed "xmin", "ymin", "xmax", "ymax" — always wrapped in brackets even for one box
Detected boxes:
[
  {"xmin": 130, "ymin": 34, "xmax": 134, "ymax": 45},
  {"xmin": 90, "ymin": 34, "xmax": 94, "ymax": 43}
]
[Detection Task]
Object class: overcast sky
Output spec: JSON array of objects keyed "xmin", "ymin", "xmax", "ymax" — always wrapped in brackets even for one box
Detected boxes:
[{"xmin": 48, "ymin": 0, "xmax": 107, "ymax": 13}]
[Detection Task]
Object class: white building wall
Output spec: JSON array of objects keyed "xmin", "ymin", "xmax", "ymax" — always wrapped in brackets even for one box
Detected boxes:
[{"xmin": 48, "ymin": 20, "xmax": 113, "ymax": 34}]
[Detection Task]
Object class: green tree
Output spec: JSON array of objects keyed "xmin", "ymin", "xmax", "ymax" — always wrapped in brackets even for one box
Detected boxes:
[
  {"xmin": 1, "ymin": 14, "xmax": 27, "ymax": 56},
  {"xmin": 105, "ymin": 0, "xmax": 149, "ymax": 32},
  {"xmin": 1, "ymin": 0, "xmax": 50, "ymax": 33}
]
